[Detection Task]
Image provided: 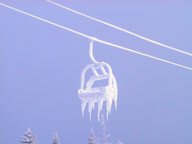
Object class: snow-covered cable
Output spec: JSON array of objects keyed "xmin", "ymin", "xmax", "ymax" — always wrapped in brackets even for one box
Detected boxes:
[
  {"xmin": 46, "ymin": 0, "xmax": 192, "ymax": 57},
  {"xmin": 0, "ymin": 3, "xmax": 90, "ymax": 39},
  {"xmin": 0, "ymin": 2, "xmax": 192, "ymax": 71}
]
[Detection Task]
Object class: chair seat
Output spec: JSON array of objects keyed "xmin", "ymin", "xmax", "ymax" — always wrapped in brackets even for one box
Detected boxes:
[{"xmin": 78, "ymin": 86, "xmax": 115, "ymax": 102}]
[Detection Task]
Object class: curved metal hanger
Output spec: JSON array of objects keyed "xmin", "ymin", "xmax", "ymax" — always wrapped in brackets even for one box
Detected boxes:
[{"xmin": 89, "ymin": 37, "xmax": 98, "ymax": 63}]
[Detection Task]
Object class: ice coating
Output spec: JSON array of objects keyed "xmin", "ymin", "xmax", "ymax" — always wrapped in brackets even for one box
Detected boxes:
[{"xmin": 78, "ymin": 62, "xmax": 118, "ymax": 121}]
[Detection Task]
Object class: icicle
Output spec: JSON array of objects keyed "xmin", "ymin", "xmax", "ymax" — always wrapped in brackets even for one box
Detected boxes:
[
  {"xmin": 98, "ymin": 100, "xmax": 104, "ymax": 121},
  {"xmin": 88, "ymin": 101, "xmax": 95, "ymax": 121},
  {"xmin": 106, "ymin": 99, "xmax": 113, "ymax": 115},
  {"xmin": 81, "ymin": 101, "xmax": 87, "ymax": 117}
]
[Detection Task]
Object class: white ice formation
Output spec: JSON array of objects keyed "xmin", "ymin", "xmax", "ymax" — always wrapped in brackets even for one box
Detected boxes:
[{"xmin": 78, "ymin": 62, "xmax": 118, "ymax": 121}]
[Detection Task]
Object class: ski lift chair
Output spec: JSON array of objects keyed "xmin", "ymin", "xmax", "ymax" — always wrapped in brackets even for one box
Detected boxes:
[{"xmin": 78, "ymin": 62, "xmax": 117, "ymax": 121}]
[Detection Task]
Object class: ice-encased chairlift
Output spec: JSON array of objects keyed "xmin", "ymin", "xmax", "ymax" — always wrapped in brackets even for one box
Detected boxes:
[{"xmin": 78, "ymin": 39, "xmax": 118, "ymax": 121}]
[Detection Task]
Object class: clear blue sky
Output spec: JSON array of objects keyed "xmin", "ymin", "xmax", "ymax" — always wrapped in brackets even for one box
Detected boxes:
[{"xmin": 0, "ymin": 0, "xmax": 192, "ymax": 144}]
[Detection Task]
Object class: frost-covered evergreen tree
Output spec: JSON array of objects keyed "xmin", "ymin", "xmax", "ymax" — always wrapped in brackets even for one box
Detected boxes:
[
  {"xmin": 101, "ymin": 115, "xmax": 111, "ymax": 144},
  {"xmin": 53, "ymin": 133, "xmax": 60, "ymax": 144},
  {"xmin": 21, "ymin": 128, "xmax": 38, "ymax": 144},
  {"xmin": 88, "ymin": 129, "xmax": 98, "ymax": 144}
]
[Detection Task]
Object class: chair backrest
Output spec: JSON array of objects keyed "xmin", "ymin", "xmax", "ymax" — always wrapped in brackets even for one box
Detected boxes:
[{"xmin": 80, "ymin": 62, "xmax": 113, "ymax": 90}]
